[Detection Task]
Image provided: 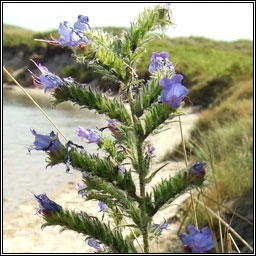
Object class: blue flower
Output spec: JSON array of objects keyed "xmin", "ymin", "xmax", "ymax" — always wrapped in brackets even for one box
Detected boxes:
[
  {"xmin": 28, "ymin": 59, "xmax": 63, "ymax": 93},
  {"xmin": 34, "ymin": 16, "xmax": 91, "ymax": 48},
  {"xmin": 180, "ymin": 224, "xmax": 215, "ymax": 253},
  {"xmin": 148, "ymin": 52, "xmax": 174, "ymax": 73},
  {"xmin": 76, "ymin": 126, "xmax": 102, "ymax": 143},
  {"xmin": 58, "ymin": 21, "xmax": 90, "ymax": 47},
  {"xmin": 189, "ymin": 162, "xmax": 206, "ymax": 178},
  {"xmin": 30, "ymin": 129, "xmax": 62, "ymax": 152},
  {"xmin": 153, "ymin": 223, "xmax": 168, "ymax": 230},
  {"xmin": 159, "ymin": 75, "xmax": 189, "ymax": 109},
  {"xmin": 119, "ymin": 166, "xmax": 125, "ymax": 176},
  {"xmin": 74, "ymin": 15, "xmax": 91, "ymax": 32},
  {"xmin": 87, "ymin": 238, "xmax": 105, "ymax": 252},
  {"xmin": 98, "ymin": 201, "xmax": 108, "ymax": 212},
  {"xmin": 149, "ymin": 145, "xmax": 156, "ymax": 157},
  {"xmin": 34, "ymin": 193, "xmax": 62, "ymax": 215},
  {"xmin": 77, "ymin": 183, "xmax": 87, "ymax": 198}
]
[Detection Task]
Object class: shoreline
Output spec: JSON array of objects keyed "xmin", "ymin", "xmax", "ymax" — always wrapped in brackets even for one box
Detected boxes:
[{"xmin": 3, "ymin": 90, "xmax": 201, "ymax": 252}]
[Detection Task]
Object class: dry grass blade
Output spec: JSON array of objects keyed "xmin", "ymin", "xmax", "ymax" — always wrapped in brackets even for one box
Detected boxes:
[
  {"xmin": 202, "ymin": 194, "xmax": 253, "ymax": 226},
  {"xmin": 227, "ymin": 233, "xmax": 232, "ymax": 253},
  {"xmin": 177, "ymin": 202, "xmax": 191, "ymax": 235},
  {"xmin": 194, "ymin": 197, "xmax": 253, "ymax": 252},
  {"xmin": 218, "ymin": 210, "xmax": 224, "ymax": 253},
  {"xmin": 229, "ymin": 233, "xmax": 241, "ymax": 253}
]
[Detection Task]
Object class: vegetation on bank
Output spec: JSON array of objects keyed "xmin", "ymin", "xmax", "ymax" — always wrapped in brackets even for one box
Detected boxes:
[{"xmin": 3, "ymin": 24, "xmax": 253, "ymax": 106}]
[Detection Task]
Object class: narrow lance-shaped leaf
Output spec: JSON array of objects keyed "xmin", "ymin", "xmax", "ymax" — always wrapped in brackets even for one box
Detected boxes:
[
  {"xmin": 143, "ymin": 103, "xmax": 177, "ymax": 139},
  {"xmin": 52, "ymin": 83, "xmax": 132, "ymax": 126},
  {"xmin": 134, "ymin": 77, "xmax": 163, "ymax": 117},
  {"xmin": 41, "ymin": 209, "xmax": 137, "ymax": 253},
  {"xmin": 47, "ymin": 146, "xmax": 137, "ymax": 199}
]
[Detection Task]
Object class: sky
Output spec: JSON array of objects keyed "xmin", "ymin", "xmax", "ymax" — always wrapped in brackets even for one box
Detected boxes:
[{"xmin": 2, "ymin": 2, "xmax": 254, "ymax": 41}]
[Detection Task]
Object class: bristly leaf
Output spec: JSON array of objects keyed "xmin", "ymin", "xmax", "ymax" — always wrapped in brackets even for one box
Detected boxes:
[
  {"xmin": 143, "ymin": 103, "xmax": 177, "ymax": 139},
  {"xmin": 123, "ymin": 5, "xmax": 174, "ymax": 63},
  {"xmin": 145, "ymin": 162, "xmax": 169, "ymax": 183},
  {"xmin": 41, "ymin": 209, "xmax": 137, "ymax": 253},
  {"xmin": 47, "ymin": 146, "xmax": 137, "ymax": 200},
  {"xmin": 52, "ymin": 83, "xmax": 131, "ymax": 126},
  {"xmin": 134, "ymin": 78, "xmax": 163, "ymax": 117},
  {"xmin": 151, "ymin": 170, "xmax": 204, "ymax": 216}
]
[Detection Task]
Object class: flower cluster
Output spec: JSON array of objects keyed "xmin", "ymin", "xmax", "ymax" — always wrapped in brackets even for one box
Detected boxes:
[
  {"xmin": 148, "ymin": 52, "xmax": 174, "ymax": 74},
  {"xmin": 35, "ymin": 15, "xmax": 91, "ymax": 47},
  {"xmin": 148, "ymin": 52, "xmax": 188, "ymax": 109},
  {"xmin": 180, "ymin": 224, "xmax": 215, "ymax": 253}
]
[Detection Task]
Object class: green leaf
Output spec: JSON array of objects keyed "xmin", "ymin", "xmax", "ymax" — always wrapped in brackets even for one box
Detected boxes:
[
  {"xmin": 42, "ymin": 209, "xmax": 137, "ymax": 253},
  {"xmin": 47, "ymin": 146, "xmax": 137, "ymax": 199},
  {"xmin": 52, "ymin": 84, "xmax": 132, "ymax": 126},
  {"xmin": 145, "ymin": 162, "xmax": 169, "ymax": 183},
  {"xmin": 143, "ymin": 103, "xmax": 177, "ymax": 139},
  {"xmin": 134, "ymin": 78, "xmax": 163, "ymax": 117}
]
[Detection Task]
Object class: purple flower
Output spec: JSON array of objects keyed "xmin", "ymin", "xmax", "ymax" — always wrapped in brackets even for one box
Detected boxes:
[
  {"xmin": 87, "ymin": 238, "xmax": 105, "ymax": 251},
  {"xmin": 58, "ymin": 21, "xmax": 90, "ymax": 47},
  {"xmin": 119, "ymin": 166, "xmax": 125, "ymax": 176},
  {"xmin": 30, "ymin": 129, "xmax": 62, "ymax": 152},
  {"xmin": 159, "ymin": 75, "xmax": 189, "ymax": 109},
  {"xmin": 76, "ymin": 127, "xmax": 102, "ymax": 143},
  {"xmin": 98, "ymin": 201, "xmax": 108, "ymax": 212},
  {"xmin": 74, "ymin": 15, "xmax": 91, "ymax": 32},
  {"xmin": 34, "ymin": 193, "xmax": 62, "ymax": 215},
  {"xmin": 149, "ymin": 145, "xmax": 156, "ymax": 157},
  {"xmin": 34, "ymin": 17, "xmax": 90, "ymax": 48},
  {"xmin": 148, "ymin": 52, "xmax": 174, "ymax": 73},
  {"xmin": 180, "ymin": 224, "xmax": 215, "ymax": 253},
  {"xmin": 153, "ymin": 223, "xmax": 168, "ymax": 230},
  {"xmin": 77, "ymin": 183, "xmax": 87, "ymax": 198},
  {"xmin": 28, "ymin": 59, "xmax": 63, "ymax": 93},
  {"xmin": 189, "ymin": 162, "xmax": 206, "ymax": 178}
]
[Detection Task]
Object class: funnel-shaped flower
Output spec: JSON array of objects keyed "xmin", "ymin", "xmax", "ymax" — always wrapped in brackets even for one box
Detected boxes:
[
  {"xmin": 30, "ymin": 129, "xmax": 62, "ymax": 152},
  {"xmin": 77, "ymin": 183, "xmax": 87, "ymax": 198},
  {"xmin": 98, "ymin": 201, "xmax": 108, "ymax": 212},
  {"xmin": 159, "ymin": 74, "xmax": 189, "ymax": 109},
  {"xmin": 34, "ymin": 193, "xmax": 62, "ymax": 215},
  {"xmin": 180, "ymin": 224, "xmax": 215, "ymax": 253},
  {"xmin": 87, "ymin": 238, "xmax": 105, "ymax": 252},
  {"xmin": 74, "ymin": 15, "xmax": 91, "ymax": 32},
  {"xmin": 76, "ymin": 126, "xmax": 102, "ymax": 143},
  {"xmin": 28, "ymin": 59, "xmax": 63, "ymax": 93}
]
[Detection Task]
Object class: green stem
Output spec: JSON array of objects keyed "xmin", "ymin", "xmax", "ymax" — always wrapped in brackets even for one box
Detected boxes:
[
  {"xmin": 137, "ymin": 141, "xmax": 149, "ymax": 253},
  {"xmin": 128, "ymin": 81, "xmax": 149, "ymax": 253}
]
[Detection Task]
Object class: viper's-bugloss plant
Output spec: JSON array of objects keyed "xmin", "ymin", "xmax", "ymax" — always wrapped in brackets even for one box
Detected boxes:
[{"xmin": 29, "ymin": 5, "xmax": 211, "ymax": 253}]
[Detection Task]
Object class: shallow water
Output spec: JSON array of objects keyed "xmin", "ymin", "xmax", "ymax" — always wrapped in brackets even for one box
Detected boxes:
[{"xmin": 3, "ymin": 89, "xmax": 109, "ymax": 213}]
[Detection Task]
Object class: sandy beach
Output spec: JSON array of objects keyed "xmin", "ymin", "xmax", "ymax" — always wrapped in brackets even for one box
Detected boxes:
[{"xmin": 3, "ymin": 86, "xmax": 200, "ymax": 253}]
